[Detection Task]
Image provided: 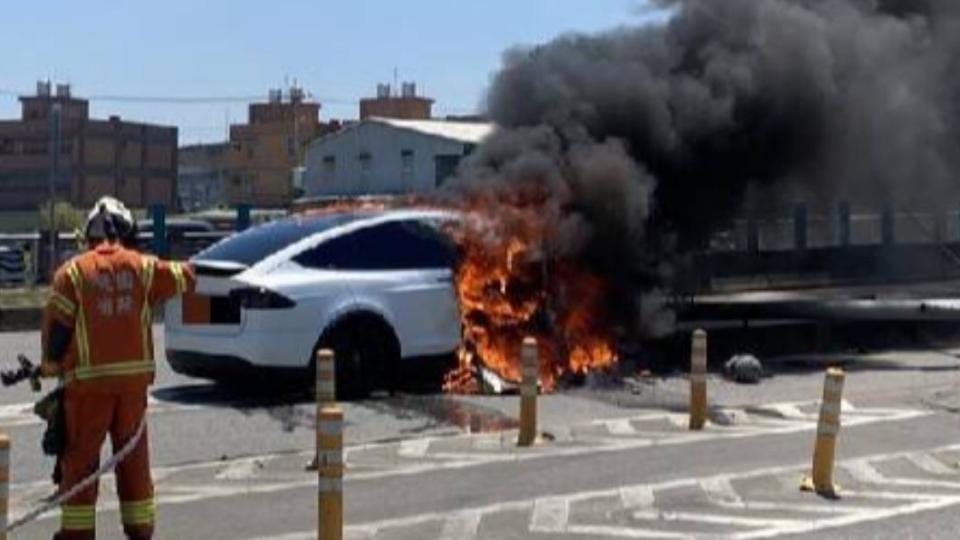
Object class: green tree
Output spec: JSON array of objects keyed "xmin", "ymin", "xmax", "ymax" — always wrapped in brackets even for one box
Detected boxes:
[{"xmin": 38, "ymin": 200, "xmax": 86, "ymax": 232}]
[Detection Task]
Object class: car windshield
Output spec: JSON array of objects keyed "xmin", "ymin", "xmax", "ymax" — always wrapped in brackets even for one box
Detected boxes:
[{"xmin": 194, "ymin": 213, "xmax": 365, "ymax": 266}]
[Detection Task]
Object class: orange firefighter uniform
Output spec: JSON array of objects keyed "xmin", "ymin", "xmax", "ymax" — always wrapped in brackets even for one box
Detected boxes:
[{"xmin": 44, "ymin": 242, "xmax": 195, "ymax": 540}]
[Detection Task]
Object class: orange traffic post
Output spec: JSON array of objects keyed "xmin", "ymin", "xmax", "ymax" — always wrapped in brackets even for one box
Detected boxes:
[
  {"xmin": 307, "ymin": 349, "xmax": 337, "ymax": 472},
  {"xmin": 316, "ymin": 349, "xmax": 336, "ymax": 404},
  {"xmin": 801, "ymin": 367, "xmax": 846, "ymax": 498},
  {"xmin": 689, "ymin": 329, "xmax": 707, "ymax": 430},
  {"xmin": 518, "ymin": 337, "xmax": 538, "ymax": 447},
  {"xmin": 0, "ymin": 433, "xmax": 9, "ymax": 540},
  {"xmin": 317, "ymin": 405, "xmax": 344, "ymax": 540}
]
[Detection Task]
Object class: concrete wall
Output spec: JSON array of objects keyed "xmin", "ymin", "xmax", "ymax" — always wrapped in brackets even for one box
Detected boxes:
[{"xmin": 304, "ymin": 122, "xmax": 468, "ymax": 197}]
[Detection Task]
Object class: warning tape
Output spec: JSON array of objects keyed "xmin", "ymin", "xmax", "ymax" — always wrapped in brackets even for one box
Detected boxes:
[{"xmin": 3, "ymin": 413, "xmax": 147, "ymax": 534}]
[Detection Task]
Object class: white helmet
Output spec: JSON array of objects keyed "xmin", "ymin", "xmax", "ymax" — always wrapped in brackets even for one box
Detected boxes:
[{"xmin": 85, "ymin": 196, "xmax": 137, "ymax": 243}]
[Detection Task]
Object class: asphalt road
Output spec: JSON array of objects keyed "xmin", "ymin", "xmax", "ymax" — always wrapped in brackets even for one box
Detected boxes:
[{"xmin": 3, "ymin": 326, "xmax": 960, "ymax": 539}]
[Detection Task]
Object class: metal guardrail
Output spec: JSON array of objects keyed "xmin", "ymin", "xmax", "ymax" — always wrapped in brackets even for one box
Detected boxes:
[
  {"xmin": 0, "ymin": 230, "xmax": 233, "ymax": 285},
  {"xmin": 714, "ymin": 210, "xmax": 957, "ymax": 254}
]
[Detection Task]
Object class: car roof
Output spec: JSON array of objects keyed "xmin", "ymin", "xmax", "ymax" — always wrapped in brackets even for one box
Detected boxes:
[
  {"xmin": 291, "ymin": 207, "xmax": 459, "ymax": 224},
  {"xmin": 249, "ymin": 207, "xmax": 460, "ymax": 273},
  {"xmin": 191, "ymin": 207, "xmax": 460, "ymax": 272}
]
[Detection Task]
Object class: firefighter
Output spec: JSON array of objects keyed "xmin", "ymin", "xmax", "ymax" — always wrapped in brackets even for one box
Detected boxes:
[{"xmin": 42, "ymin": 196, "xmax": 195, "ymax": 540}]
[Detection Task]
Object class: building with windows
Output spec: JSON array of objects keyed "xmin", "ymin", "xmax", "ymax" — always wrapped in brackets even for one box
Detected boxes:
[
  {"xmin": 0, "ymin": 82, "xmax": 178, "ymax": 211},
  {"xmin": 177, "ymin": 143, "xmax": 229, "ymax": 212},
  {"xmin": 223, "ymin": 86, "xmax": 337, "ymax": 208},
  {"xmin": 303, "ymin": 117, "xmax": 494, "ymax": 197}
]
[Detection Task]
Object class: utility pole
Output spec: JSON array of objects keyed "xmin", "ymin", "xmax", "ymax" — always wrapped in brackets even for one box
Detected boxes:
[{"xmin": 48, "ymin": 102, "xmax": 62, "ymax": 278}]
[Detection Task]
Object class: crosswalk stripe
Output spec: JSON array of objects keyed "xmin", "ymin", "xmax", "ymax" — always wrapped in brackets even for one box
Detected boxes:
[
  {"xmin": 530, "ymin": 497, "xmax": 568, "ymax": 533},
  {"xmin": 844, "ymin": 461, "xmax": 886, "ymax": 483},
  {"xmin": 906, "ymin": 453, "xmax": 957, "ymax": 476},
  {"xmin": 605, "ymin": 419, "xmax": 637, "ymax": 435},
  {"xmin": 398, "ymin": 438, "xmax": 432, "ymax": 458},
  {"xmin": 619, "ymin": 486, "xmax": 655, "ymax": 509},
  {"xmin": 438, "ymin": 510, "xmax": 481, "ymax": 540},
  {"xmin": 700, "ymin": 477, "xmax": 742, "ymax": 505}
]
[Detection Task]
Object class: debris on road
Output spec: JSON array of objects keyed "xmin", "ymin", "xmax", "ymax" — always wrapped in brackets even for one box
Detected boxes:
[{"xmin": 724, "ymin": 354, "xmax": 764, "ymax": 384}]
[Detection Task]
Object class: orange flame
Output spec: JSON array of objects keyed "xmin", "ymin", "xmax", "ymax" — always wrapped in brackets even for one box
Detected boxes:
[
  {"xmin": 295, "ymin": 194, "xmax": 620, "ymax": 393},
  {"xmin": 443, "ymin": 194, "xmax": 618, "ymax": 393}
]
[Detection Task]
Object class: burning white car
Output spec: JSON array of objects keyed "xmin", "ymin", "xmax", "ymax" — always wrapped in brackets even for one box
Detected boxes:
[{"xmin": 164, "ymin": 208, "xmax": 462, "ymax": 397}]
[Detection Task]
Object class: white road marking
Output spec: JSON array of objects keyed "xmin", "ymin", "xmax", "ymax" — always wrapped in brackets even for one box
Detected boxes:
[
  {"xmin": 766, "ymin": 403, "xmax": 810, "ymax": 420},
  {"xmin": 564, "ymin": 524, "xmax": 692, "ymax": 539},
  {"xmin": 844, "ymin": 460, "xmax": 886, "ymax": 483},
  {"xmin": 713, "ymin": 499, "xmax": 876, "ymax": 514},
  {"xmin": 906, "ymin": 453, "xmax": 957, "ymax": 475},
  {"xmin": 9, "ymin": 401, "xmax": 936, "ymax": 539},
  {"xmin": 214, "ymin": 457, "xmax": 264, "ymax": 480},
  {"xmin": 398, "ymin": 438, "xmax": 432, "ymax": 458},
  {"xmin": 619, "ymin": 486, "xmax": 655, "ymax": 509},
  {"xmin": 438, "ymin": 510, "xmax": 482, "ymax": 540},
  {"xmin": 633, "ymin": 509, "xmax": 799, "ymax": 529},
  {"xmin": 473, "ymin": 434, "xmax": 505, "ymax": 451},
  {"xmin": 529, "ymin": 497, "xmax": 569, "ymax": 533},
  {"xmin": 700, "ymin": 476, "xmax": 742, "ymax": 505},
  {"xmin": 11, "ymin": 401, "xmax": 928, "ymax": 522},
  {"xmin": 605, "ymin": 419, "xmax": 638, "ymax": 435},
  {"xmin": 237, "ymin": 442, "xmax": 960, "ymax": 540},
  {"xmin": 843, "ymin": 463, "xmax": 960, "ymax": 490},
  {"xmin": 732, "ymin": 495, "xmax": 960, "ymax": 540}
]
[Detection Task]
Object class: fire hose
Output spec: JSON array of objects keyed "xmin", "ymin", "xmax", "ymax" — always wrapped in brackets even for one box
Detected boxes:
[{"xmin": 3, "ymin": 413, "xmax": 148, "ymax": 534}]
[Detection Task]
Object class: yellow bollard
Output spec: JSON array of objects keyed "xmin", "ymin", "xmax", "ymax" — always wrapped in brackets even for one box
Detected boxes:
[
  {"xmin": 0, "ymin": 433, "xmax": 9, "ymax": 540},
  {"xmin": 518, "ymin": 337, "xmax": 538, "ymax": 447},
  {"xmin": 317, "ymin": 406, "xmax": 344, "ymax": 540},
  {"xmin": 801, "ymin": 367, "xmax": 846, "ymax": 498},
  {"xmin": 689, "ymin": 329, "xmax": 708, "ymax": 430},
  {"xmin": 308, "ymin": 349, "xmax": 338, "ymax": 472},
  {"xmin": 316, "ymin": 349, "xmax": 336, "ymax": 404}
]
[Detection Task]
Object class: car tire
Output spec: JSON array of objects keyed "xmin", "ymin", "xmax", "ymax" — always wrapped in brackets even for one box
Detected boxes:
[{"xmin": 314, "ymin": 316, "xmax": 399, "ymax": 400}]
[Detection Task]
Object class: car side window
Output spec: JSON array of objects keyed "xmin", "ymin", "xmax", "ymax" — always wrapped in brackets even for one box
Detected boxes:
[
  {"xmin": 292, "ymin": 234, "xmax": 356, "ymax": 270},
  {"xmin": 292, "ymin": 220, "xmax": 455, "ymax": 271},
  {"xmin": 348, "ymin": 221, "xmax": 455, "ymax": 270}
]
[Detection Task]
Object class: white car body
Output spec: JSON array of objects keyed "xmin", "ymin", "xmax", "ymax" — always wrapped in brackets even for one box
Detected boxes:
[{"xmin": 164, "ymin": 209, "xmax": 462, "ymax": 383}]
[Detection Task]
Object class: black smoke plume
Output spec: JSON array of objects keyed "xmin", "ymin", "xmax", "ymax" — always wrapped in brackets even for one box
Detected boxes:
[{"xmin": 447, "ymin": 0, "xmax": 960, "ymax": 339}]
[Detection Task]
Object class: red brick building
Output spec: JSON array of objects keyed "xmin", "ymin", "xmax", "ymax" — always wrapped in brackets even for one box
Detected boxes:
[
  {"xmin": 0, "ymin": 82, "xmax": 178, "ymax": 211},
  {"xmin": 224, "ymin": 87, "xmax": 334, "ymax": 207},
  {"xmin": 359, "ymin": 83, "xmax": 433, "ymax": 121}
]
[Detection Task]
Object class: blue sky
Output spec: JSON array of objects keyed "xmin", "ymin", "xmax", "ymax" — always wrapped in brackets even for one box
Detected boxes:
[{"xmin": 0, "ymin": 0, "xmax": 665, "ymax": 144}]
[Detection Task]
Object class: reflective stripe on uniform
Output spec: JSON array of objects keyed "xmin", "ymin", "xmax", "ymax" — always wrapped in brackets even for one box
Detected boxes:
[
  {"xmin": 170, "ymin": 261, "xmax": 186, "ymax": 294},
  {"xmin": 120, "ymin": 498, "xmax": 156, "ymax": 526},
  {"xmin": 141, "ymin": 258, "xmax": 157, "ymax": 361},
  {"xmin": 48, "ymin": 291, "xmax": 76, "ymax": 318},
  {"xmin": 62, "ymin": 258, "xmax": 158, "ymax": 385},
  {"xmin": 61, "ymin": 504, "xmax": 96, "ymax": 530},
  {"xmin": 65, "ymin": 264, "xmax": 91, "ymax": 369},
  {"xmin": 65, "ymin": 359, "xmax": 155, "ymax": 382}
]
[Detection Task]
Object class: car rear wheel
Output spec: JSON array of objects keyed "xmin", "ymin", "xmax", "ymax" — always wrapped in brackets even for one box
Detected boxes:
[{"xmin": 314, "ymin": 316, "xmax": 399, "ymax": 400}]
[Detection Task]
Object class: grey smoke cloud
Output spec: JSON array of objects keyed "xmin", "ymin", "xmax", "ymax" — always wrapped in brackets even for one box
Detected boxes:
[{"xmin": 448, "ymin": 0, "xmax": 960, "ymax": 337}]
